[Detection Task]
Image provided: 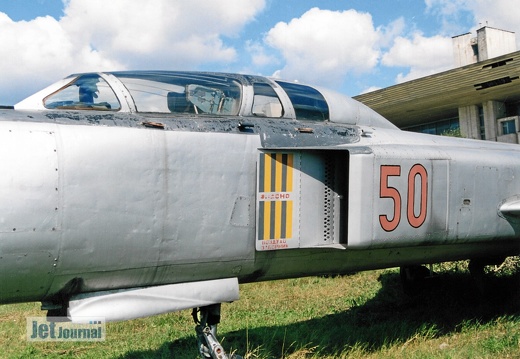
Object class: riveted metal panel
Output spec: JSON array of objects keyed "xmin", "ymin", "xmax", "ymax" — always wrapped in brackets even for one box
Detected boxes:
[{"xmin": 0, "ymin": 128, "xmax": 59, "ymax": 233}]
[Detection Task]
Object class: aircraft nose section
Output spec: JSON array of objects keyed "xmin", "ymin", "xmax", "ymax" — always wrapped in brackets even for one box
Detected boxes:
[{"xmin": 0, "ymin": 124, "xmax": 61, "ymax": 303}]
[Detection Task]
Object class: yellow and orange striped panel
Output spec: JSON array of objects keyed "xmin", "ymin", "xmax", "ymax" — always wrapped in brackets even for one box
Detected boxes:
[{"xmin": 258, "ymin": 152, "xmax": 295, "ymax": 241}]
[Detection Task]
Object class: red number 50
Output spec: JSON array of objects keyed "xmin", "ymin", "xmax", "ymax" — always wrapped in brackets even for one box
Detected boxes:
[{"xmin": 379, "ymin": 164, "xmax": 428, "ymax": 232}]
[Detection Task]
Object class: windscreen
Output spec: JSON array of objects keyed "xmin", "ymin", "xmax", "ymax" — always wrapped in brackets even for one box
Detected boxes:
[{"xmin": 44, "ymin": 74, "xmax": 121, "ymax": 111}]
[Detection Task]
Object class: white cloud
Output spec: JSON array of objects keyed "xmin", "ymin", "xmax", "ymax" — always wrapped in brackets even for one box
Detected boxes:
[
  {"xmin": 424, "ymin": 0, "xmax": 474, "ymax": 35},
  {"xmin": 60, "ymin": 0, "xmax": 265, "ymax": 67},
  {"xmin": 263, "ymin": 7, "xmax": 459, "ymax": 91},
  {"xmin": 3, "ymin": 1, "xmax": 517, "ymax": 105},
  {"xmin": 466, "ymin": 0, "xmax": 520, "ymax": 42},
  {"xmin": 264, "ymin": 8, "xmax": 381, "ymax": 87},
  {"xmin": 245, "ymin": 40, "xmax": 279, "ymax": 67},
  {"xmin": 382, "ymin": 32, "xmax": 453, "ymax": 83},
  {"xmin": 0, "ymin": 12, "xmax": 122, "ymax": 104},
  {"xmin": 425, "ymin": 0, "xmax": 466, "ymax": 17},
  {"xmin": 0, "ymin": 0, "xmax": 265, "ymax": 103},
  {"xmin": 359, "ymin": 85, "xmax": 382, "ymax": 94},
  {"xmin": 426, "ymin": 0, "xmax": 520, "ymax": 45},
  {"xmin": 382, "ymin": 33, "xmax": 452, "ymax": 68},
  {"xmin": 377, "ymin": 1, "xmax": 520, "ymax": 87},
  {"xmin": 378, "ymin": 17, "xmax": 406, "ymax": 48}
]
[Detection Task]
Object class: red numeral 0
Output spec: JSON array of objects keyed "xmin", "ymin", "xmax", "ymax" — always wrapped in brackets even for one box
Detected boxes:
[{"xmin": 407, "ymin": 164, "xmax": 428, "ymax": 228}]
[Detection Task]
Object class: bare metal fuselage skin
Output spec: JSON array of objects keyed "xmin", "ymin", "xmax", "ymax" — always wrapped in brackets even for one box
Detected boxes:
[
  {"xmin": 0, "ymin": 72, "xmax": 519, "ymax": 312},
  {"xmin": 0, "ymin": 110, "xmax": 518, "ymax": 306}
]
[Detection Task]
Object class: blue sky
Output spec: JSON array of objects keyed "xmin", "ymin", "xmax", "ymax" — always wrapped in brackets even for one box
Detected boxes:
[{"xmin": 0, "ymin": 0, "xmax": 517, "ymax": 104}]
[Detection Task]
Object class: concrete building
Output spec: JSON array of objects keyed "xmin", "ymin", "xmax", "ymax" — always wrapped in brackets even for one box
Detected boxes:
[{"xmin": 354, "ymin": 27, "xmax": 520, "ymax": 144}]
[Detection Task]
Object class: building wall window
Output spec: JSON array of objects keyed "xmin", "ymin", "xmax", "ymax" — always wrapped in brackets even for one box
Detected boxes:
[
  {"xmin": 499, "ymin": 118, "xmax": 518, "ymax": 135},
  {"xmin": 478, "ymin": 105, "xmax": 485, "ymax": 139},
  {"xmin": 403, "ymin": 117, "xmax": 460, "ymax": 136},
  {"xmin": 502, "ymin": 120, "xmax": 516, "ymax": 134}
]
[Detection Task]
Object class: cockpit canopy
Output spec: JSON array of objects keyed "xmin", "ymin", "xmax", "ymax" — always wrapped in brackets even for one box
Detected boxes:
[{"xmin": 15, "ymin": 71, "xmax": 395, "ymax": 129}]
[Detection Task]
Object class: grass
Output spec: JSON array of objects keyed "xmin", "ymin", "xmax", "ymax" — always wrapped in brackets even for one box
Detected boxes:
[{"xmin": 0, "ymin": 258, "xmax": 519, "ymax": 358}]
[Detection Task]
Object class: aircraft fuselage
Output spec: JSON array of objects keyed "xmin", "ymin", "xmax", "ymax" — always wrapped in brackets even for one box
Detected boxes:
[{"xmin": 0, "ymin": 109, "xmax": 518, "ymax": 305}]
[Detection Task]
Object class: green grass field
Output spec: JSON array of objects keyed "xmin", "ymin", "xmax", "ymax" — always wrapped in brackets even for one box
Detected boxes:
[{"xmin": 1, "ymin": 258, "xmax": 519, "ymax": 358}]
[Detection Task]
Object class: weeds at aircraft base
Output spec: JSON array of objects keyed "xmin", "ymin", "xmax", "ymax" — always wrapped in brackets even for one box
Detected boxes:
[{"xmin": 0, "ymin": 258, "xmax": 519, "ymax": 358}]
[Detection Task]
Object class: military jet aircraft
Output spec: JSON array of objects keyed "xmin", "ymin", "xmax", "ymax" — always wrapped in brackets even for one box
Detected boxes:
[{"xmin": 2, "ymin": 71, "xmax": 520, "ymax": 358}]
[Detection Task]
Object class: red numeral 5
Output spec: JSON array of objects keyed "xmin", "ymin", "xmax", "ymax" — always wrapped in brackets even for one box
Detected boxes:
[{"xmin": 379, "ymin": 165, "xmax": 401, "ymax": 232}]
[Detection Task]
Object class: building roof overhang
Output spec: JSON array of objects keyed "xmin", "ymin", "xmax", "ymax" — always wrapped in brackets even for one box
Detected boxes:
[{"xmin": 354, "ymin": 50, "xmax": 520, "ymax": 128}]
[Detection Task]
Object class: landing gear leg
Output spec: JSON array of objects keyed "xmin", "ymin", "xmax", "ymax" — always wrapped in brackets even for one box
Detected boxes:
[{"xmin": 192, "ymin": 304, "xmax": 242, "ymax": 359}]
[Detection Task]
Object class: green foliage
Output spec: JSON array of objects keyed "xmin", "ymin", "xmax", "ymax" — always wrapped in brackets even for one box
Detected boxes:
[
  {"xmin": 0, "ymin": 258, "xmax": 519, "ymax": 358},
  {"xmin": 440, "ymin": 128, "xmax": 462, "ymax": 137}
]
